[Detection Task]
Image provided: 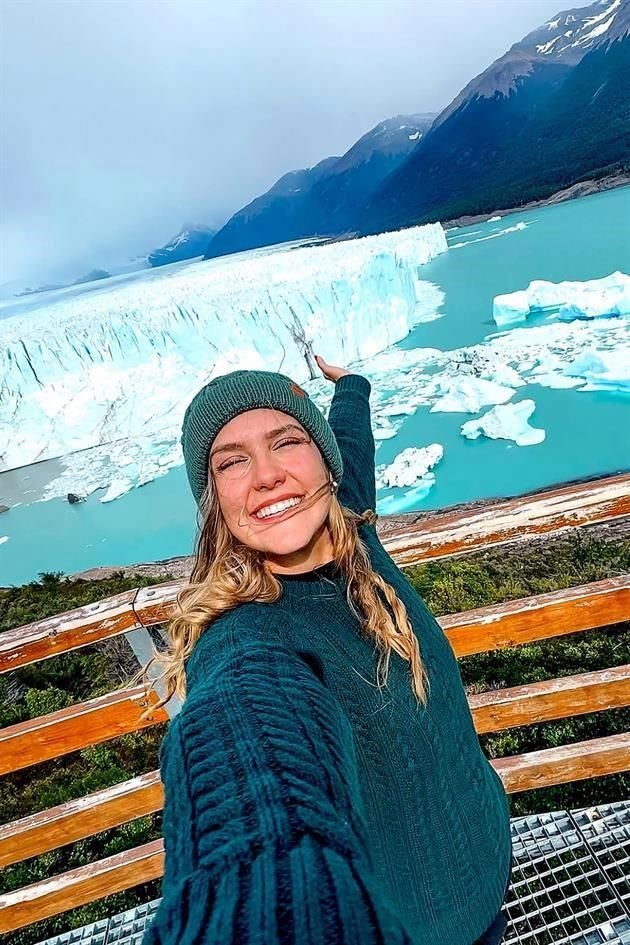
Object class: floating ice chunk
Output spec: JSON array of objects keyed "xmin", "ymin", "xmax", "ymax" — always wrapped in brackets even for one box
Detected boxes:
[
  {"xmin": 373, "ymin": 421, "xmax": 398, "ymax": 440},
  {"xmin": 493, "ymin": 271, "xmax": 630, "ymax": 326},
  {"xmin": 0, "ymin": 536, "xmax": 9, "ymax": 545},
  {"xmin": 100, "ymin": 478, "xmax": 135, "ymax": 503},
  {"xmin": 378, "ymin": 444, "xmax": 443, "ymax": 488},
  {"xmin": 558, "ymin": 276, "xmax": 630, "ymax": 320},
  {"xmin": 377, "ymin": 478, "xmax": 437, "ymax": 514},
  {"xmin": 461, "ymin": 400, "xmax": 545, "ymax": 446},
  {"xmin": 430, "ymin": 376, "xmax": 515, "ymax": 413},
  {"xmin": 492, "ymin": 290, "xmax": 531, "ymax": 326},
  {"xmin": 564, "ymin": 349, "xmax": 630, "ymax": 392},
  {"xmin": 531, "ymin": 373, "xmax": 584, "ymax": 389},
  {"xmin": 484, "ymin": 362, "xmax": 525, "ymax": 388},
  {"xmin": 450, "ymin": 221, "xmax": 529, "ymax": 250}
]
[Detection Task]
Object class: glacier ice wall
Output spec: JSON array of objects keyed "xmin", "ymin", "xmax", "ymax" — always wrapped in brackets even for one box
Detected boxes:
[{"xmin": 0, "ymin": 224, "xmax": 447, "ymax": 477}]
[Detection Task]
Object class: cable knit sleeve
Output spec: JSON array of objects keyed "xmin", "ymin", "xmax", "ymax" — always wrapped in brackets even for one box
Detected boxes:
[
  {"xmin": 327, "ymin": 373, "xmax": 377, "ymax": 516},
  {"xmin": 145, "ymin": 637, "xmax": 413, "ymax": 945}
]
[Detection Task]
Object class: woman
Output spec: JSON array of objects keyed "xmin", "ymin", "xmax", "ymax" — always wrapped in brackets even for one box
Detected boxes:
[{"xmin": 143, "ymin": 356, "xmax": 513, "ymax": 945}]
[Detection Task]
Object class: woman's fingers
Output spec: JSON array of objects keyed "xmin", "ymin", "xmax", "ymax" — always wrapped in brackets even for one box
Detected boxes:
[{"xmin": 314, "ymin": 353, "xmax": 350, "ymax": 382}]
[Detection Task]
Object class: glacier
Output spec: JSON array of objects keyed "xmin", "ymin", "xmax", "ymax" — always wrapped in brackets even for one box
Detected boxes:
[
  {"xmin": 461, "ymin": 400, "xmax": 546, "ymax": 446},
  {"xmin": 493, "ymin": 271, "xmax": 630, "ymax": 327},
  {"xmin": 2, "ymin": 229, "xmax": 628, "ymax": 511},
  {"xmin": 0, "ymin": 224, "xmax": 447, "ymax": 497}
]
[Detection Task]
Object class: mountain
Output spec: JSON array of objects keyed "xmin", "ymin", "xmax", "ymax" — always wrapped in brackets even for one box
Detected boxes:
[
  {"xmin": 365, "ymin": 0, "xmax": 630, "ymax": 230},
  {"xmin": 148, "ymin": 224, "xmax": 218, "ymax": 267},
  {"xmin": 205, "ymin": 115, "xmax": 435, "ymax": 259},
  {"xmin": 73, "ymin": 269, "xmax": 111, "ymax": 285}
]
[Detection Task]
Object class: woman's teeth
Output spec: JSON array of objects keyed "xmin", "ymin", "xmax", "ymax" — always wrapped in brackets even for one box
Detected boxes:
[{"xmin": 255, "ymin": 496, "xmax": 303, "ymax": 519}]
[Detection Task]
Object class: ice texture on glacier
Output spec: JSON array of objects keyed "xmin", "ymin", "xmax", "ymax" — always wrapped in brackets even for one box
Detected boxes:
[
  {"xmin": 493, "ymin": 271, "xmax": 630, "ymax": 326},
  {"xmin": 461, "ymin": 400, "xmax": 546, "ymax": 446},
  {"xmin": 0, "ymin": 224, "xmax": 447, "ymax": 482}
]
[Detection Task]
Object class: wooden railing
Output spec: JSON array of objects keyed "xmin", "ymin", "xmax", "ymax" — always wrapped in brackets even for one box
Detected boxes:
[{"xmin": 1, "ymin": 471, "xmax": 629, "ymax": 934}]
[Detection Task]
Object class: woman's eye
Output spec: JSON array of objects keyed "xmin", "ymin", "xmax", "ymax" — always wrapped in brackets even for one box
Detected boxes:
[
  {"xmin": 218, "ymin": 456, "xmax": 246, "ymax": 471},
  {"xmin": 216, "ymin": 438, "xmax": 304, "ymax": 472},
  {"xmin": 275, "ymin": 437, "xmax": 304, "ymax": 448}
]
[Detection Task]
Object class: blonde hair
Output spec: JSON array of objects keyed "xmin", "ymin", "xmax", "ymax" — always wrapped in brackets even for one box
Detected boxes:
[{"xmin": 139, "ymin": 475, "xmax": 430, "ymax": 716}]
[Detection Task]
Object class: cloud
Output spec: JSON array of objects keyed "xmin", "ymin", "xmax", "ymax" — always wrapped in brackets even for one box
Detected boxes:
[{"xmin": 1, "ymin": 0, "xmax": 567, "ymax": 284}]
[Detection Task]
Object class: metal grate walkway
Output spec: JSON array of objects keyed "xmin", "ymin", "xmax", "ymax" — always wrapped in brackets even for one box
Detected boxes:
[{"xmin": 37, "ymin": 799, "xmax": 630, "ymax": 945}]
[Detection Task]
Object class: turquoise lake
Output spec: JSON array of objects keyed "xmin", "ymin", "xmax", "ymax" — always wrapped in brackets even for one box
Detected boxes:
[{"xmin": 1, "ymin": 187, "xmax": 629, "ymax": 585}]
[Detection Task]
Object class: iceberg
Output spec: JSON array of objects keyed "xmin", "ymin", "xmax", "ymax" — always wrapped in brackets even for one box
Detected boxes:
[
  {"xmin": 0, "ymin": 224, "xmax": 447, "ymax": 489},
  {"xmin": 493, "ymin": 271, "xmax": 630, "ymax": 326},
  {"xmin": 377, "ymin": 444, "xmax": 444, "ymax": 488},
  {"xmin": 564, "ymin": 349, "xmax": 630, "ymax": 392},
  {"xmin": 429, "ymin": 376, "xmax": 515, "ymax": 413},
  {"xmin": 461, "ymin": 400, "xmax": 545, "ymax": 446},
  {"xmin": 375, "ymin": 444, "xmax": 443, "ymax": 512}
]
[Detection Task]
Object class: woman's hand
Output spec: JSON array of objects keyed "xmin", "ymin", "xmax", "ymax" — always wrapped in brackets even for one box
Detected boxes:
[{"xmin": 314, "ymin": 353, "xmax": 351, "ymax": 384}]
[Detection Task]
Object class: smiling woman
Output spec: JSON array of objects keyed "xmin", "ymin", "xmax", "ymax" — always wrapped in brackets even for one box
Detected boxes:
[
  {"xmin": 139, "ymin": 355, "xmax": 513, "ymax": 945},
  {"xmin": 209, "ymin": 410, "xmax": 337, "ymax": 573}
]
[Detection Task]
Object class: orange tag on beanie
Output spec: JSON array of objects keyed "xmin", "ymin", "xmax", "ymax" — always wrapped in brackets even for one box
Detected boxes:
[{"xmin": 290, "ymin": 382, "xmax": 306, "ymax": 397}]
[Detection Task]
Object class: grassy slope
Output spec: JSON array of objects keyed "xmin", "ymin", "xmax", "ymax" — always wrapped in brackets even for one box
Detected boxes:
[{"xmin": 1, "ymin": 531, "xmax": 628, "ymax": 943}]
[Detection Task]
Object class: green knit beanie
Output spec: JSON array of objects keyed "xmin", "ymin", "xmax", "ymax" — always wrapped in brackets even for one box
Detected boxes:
[{"xmin": 181, "ymin": 370, "xmax": 344, "ymax": 507}]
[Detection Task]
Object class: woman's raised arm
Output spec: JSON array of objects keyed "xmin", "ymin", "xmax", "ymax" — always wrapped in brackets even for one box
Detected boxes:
[
  {"xmin": 145, "ymin": 635, "xmax": 413, "ymax": 945},
  {"xmin": 316, "ymin": 355, "xmax": 377, "ymax": 516}
]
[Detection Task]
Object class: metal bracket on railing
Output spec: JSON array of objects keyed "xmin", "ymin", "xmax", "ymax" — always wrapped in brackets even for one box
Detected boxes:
[{"xmin": 127, "ymin": 590, "xmax": 181, "ymax": 718}]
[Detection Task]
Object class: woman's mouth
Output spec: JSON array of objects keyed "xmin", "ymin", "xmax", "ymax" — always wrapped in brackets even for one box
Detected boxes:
[{"xmin": 251, "ymin": 495, "xmax": 304, "ymax": 522}]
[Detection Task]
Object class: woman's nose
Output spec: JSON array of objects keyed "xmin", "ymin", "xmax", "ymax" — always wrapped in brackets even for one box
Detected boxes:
[{"xmin": 251, "ymin": 451, "xmax": 286, "ymax": 490}]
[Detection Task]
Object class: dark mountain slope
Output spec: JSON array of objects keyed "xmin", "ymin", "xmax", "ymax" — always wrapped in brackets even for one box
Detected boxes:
[
  {"xmin": 365, "ymin": 0, "xmax": 629, "ymax": 230},
  {"xmin": 205, "ymin": 115, "xmax": 434, "ymax": 258}
]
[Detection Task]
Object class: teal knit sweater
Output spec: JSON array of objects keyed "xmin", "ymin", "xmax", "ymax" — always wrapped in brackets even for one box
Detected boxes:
[{"xmin": 145, "ymin": 374, "xmax": 513, "ymax": 945}]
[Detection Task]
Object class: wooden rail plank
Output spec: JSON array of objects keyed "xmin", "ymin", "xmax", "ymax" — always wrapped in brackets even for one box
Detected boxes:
[
  {"xmin": 2, "ymin": 731, "xmax": 629, "ymax": 931},
  {"xmin": 0, "ymin": 687, "xmax": 167, "ymax": 775},
  {"xmin": 381, "ymin": 471, "xmax": 630, "ymax": 566},
  {"xmin": 493, "ymin": 732, "xmax": 630, "ymax": 794},
  {"xmin": 469, "ymin": 665, "xmax": 630, "ymax": 733},
  {"xmin": 2, "ymin": 473, "xmax": 628, "ymax": 675},
  {"xmin": 443, "ymin": 575, "xmax": 630, "ymax": 656},
  {"xmin": 0, "ymin": 771, "xmax": 163, "ymax": 868},
  {"xmin": 4, "ymin": 573, "xmax": 630, "ymax": 680},
  {"xmin": 133, "ymin": 580, "xmax": 182, "ymax": 627},
  {"xmin": 0, "ymin": 589, "xmax": 141, "ymax": 673},
  {"xmin": 0, "ymin": 840, "xmax": 164, "ymax": 934},
  {"xmin": 4, "ymin": 661, "xmax": 628, "ymax": 864}
]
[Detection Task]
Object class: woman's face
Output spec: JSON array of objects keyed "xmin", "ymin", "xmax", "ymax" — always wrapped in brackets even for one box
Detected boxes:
[{"xmin": 208, "ymin": 408, "xmax": 333, "ymax": 562}]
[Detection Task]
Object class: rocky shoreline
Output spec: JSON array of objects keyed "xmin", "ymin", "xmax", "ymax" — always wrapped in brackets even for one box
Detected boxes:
[{"xmin": 444, "ymin": 172, "xmax": 630, "ymax": 229}]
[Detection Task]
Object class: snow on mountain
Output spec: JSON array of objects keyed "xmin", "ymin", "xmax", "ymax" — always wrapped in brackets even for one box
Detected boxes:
[
  {"xmin": 0, "ymin": 224, "xmax": 447, "ymax": 495},
  {"xmin": 434, "ymin": 0, "xmax": 628, "ymax": 128},
  {"xmin": 148, "ymin": 223, "xmax": 218, "ymax": 267},
  {"xmin": 366, "ymin": 0, "xmax": 629, "ymax": 231}
]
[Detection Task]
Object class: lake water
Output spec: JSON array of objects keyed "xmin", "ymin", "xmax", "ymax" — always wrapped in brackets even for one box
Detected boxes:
[{"xmin": 1, "ymin": 187, "xmax": 629, "ymax": 585}]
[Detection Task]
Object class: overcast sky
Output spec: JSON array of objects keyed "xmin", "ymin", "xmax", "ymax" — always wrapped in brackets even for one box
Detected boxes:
[{"xmin": 1, "ymin": 0, "xmax": 570, "ymax": 286}]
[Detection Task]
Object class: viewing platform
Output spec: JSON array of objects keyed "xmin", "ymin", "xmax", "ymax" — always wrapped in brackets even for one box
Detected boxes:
[
  {"xmin": 1, "ymin": 471, "xmax": 629, "ymax": 944},
  {"xmin": 33, "ymin": 799, "xmax": 630, "ymax": 945}
]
